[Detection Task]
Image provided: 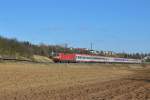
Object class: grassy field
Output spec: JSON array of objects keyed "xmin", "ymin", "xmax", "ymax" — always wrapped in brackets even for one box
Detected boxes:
[{"xmin": 0, "ymin": 62, "xmax": 149, "ymax": 100}]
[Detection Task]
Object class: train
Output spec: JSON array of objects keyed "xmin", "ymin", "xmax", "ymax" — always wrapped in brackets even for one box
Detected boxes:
[{"xmin": 52, "ymin": 53, "xmax": 142, "ymax": 64}]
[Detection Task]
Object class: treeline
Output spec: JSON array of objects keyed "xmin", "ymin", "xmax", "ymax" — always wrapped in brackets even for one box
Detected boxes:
[
  {"xmin": 0, "ymin": 36, "xmax": 150, "ymax": 61},
  {"xmin": 0, "ymin": 36, "xmax": 90, "ymax": 59},
  {"xmin": 0, "ymin": 36, "xmax": 32, "ymax": 58},
  {"xmin": 117, "ymin": 53, "xmax": 150, "ymax": 59},
  {"xmin": 0, "ymin": 36, "xmax": 58, "ymax": 58}
]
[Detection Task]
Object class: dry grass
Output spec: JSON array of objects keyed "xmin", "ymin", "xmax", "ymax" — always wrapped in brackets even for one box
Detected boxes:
[{"xmin": 32, "ymin": 55, "xmax": 53, "ymax": 63}]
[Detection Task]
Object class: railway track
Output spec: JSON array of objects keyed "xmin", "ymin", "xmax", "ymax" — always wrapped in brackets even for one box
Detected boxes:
[
  {"xmin": 0, "ymin": 57, "xmax": 144, "ymax": 65},
  {"xmin": 0, "ymin": 57, "xmax": 53, "ymax": 64}
]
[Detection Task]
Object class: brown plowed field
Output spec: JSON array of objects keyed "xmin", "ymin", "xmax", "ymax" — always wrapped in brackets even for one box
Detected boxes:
[{"xmin": 0, "ymin": 63, "xmax": 150, "ymax": 100}]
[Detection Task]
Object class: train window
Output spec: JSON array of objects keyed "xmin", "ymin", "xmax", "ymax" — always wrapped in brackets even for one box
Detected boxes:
[{"xmin": 77, "ymin": 56, "xmax": 81, "ymax": 59}]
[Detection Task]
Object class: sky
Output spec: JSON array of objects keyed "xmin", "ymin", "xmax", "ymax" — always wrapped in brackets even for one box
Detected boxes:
[{"xmin": 0, "ymin": 0, "xmax": 150, "ymax": 53}]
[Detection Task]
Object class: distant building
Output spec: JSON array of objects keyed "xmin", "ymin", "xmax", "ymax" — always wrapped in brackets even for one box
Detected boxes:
[
  {"xmin": 75, "ymin": 48, "xmax": 87, "ymax": 50},
  {"xmin": 103, "ymin": 51, "xmax": 115, "ymax": 56},
  {"xmin": 90, "ymin": 50, "xmax": 100, "ymax": 54}
]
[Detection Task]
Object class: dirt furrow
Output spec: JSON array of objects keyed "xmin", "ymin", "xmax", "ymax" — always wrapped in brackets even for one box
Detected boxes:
[
  {"xmin": 112, "ymin": 84, "xmax": 150, "ymax": 100},
  {"xmin": 88, "ymin": 81, "xmax": 146, "ymax": 100}
]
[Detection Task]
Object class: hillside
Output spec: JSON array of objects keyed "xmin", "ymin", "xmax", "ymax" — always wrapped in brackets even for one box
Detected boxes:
[
  {"xmin": 0, "ymin": 36, "xmax": 150, "ymax": 62},
  {"xmin": 33, "ymin": 55, "xmax": 53, "ymax": 63},
  {"xmin": 0, "ymin": 36, "xmax": 57, "ymax": 60}
]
